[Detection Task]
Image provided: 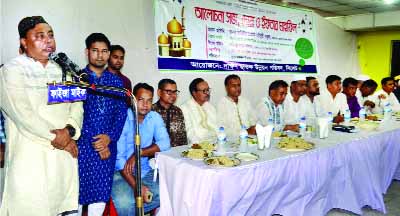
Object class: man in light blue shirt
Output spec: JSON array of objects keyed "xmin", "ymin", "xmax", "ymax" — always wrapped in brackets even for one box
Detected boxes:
[{"xmin": 111, "ymin": 83, "xmax": 170, "ymax": 215}]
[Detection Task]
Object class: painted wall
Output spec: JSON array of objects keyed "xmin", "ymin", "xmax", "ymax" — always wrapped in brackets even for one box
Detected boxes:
[
  {"xmin": 357, "ymin": 30, "xmax": 400, "ymax": 88},
  {"xmin": 0, "ymin": 0, "xmax": 360, "ymax": 106}
]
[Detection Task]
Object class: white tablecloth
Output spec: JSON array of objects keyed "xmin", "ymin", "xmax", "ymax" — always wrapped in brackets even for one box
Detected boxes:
[{"xmin": 157, "ymin": 120, "xmax": 400, "ymax": 216}]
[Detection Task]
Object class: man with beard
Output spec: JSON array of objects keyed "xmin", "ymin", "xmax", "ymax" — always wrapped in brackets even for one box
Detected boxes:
[
  {"xmin": 107, "ymin": 45, "xmax": 132, "ymax": 106},
  {"xmin": 107, "ymin": 45, "xmax": 132, "ymax": 91},
  {"xmin": 342, "ymin": 77, "xmax": 361, "ymax": 118},
  {"xmin": 282, "ymin": 75, "xmax": 308, "ymax": 128},
  {"xmin": 217, "ymin": 74, "xmax": 256, "ymax": 141},
  {"xmin": 319, "ymin": 75, "xmax": 348, "ymax": 123},
  {"xmin": 371, "ymin": 77, "xmax": 400, "ymax": 113},
  {"xmin": 77, "ymin": 33, "xmax": 127, "ymax": 215},
  {"xmin": 152, "ymin": 79, "xmax": 187, "ymax": 147},
  {"xmin": 181, "ymin": 78, "xmax": 218, "ymax": 144},
  {"xmin": 303, "ymin": 77, "xmax": 326, "ymax": 118},
  {"xmin": 256, "ymin": 80, "xmax": 289, "ymax": 131},
  {"xmin": 0, "ymin": 16, "xmax": 83, "ymax": 215}
]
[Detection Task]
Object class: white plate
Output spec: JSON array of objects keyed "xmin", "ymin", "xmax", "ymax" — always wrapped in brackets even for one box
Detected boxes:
[
  {"xmin": 204, "ymin": 156, "xmax": 241, "ymax": 167},
  {"xmin": 280, "ymin": 148, "xmax": 307, "ymax": 152},
  {"xmin": 234, "ymin": 152, "xmax": 259, "ymax": 161}
]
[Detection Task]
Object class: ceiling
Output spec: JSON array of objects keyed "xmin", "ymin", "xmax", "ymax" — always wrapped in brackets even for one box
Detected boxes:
[{"xmin": 256, "ymin": 0, "xmax": 400, "ymax": 17}]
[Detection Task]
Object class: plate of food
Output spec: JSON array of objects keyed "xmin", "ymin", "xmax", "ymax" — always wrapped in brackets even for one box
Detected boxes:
[
  {"xmin": 277, "ymin": 137, "xmax": 314, "ymax": 152},
  {"xmin": 191, "ymin": 141, "xmax": 216, "ymax": 151},
  {"xmin": 181, "ymin": 149, "xmax": 213, "ymax": 160},
  {"xmin": 355, "ymin": 121, "xmax": 380, "ymax": 131},
  {"xmin": 272, "ymin": 131, "xmax": 288, "ymax": 140},
  {"xmin": 234, "ymin": 152, "xmax": 259, "ymax": 162},
  {"xmin": 367, "ymin": 114, "xmax": 382, "ymax": 121},
  {"xmin": 393, "ymin": 111, "xmax": 400, "ymax": 118},
  {"xmin": 204, "ymin": 156, "xmax": 241, "ymax": 167}
]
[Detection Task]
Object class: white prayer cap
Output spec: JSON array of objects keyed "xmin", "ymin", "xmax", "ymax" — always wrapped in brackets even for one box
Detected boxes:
[
  {"xmin": 356, "ymin": 74, "xmax": 370, "ymax": 81},
  {"xmin": 291, "ymin": 74, "xmax": 307, "ymax": 82}
]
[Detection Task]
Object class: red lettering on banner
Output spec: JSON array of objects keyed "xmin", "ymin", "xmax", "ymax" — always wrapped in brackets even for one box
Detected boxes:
[{"xmin": 193, "ymin": 7, "xmax": 302, "ymax": 33}]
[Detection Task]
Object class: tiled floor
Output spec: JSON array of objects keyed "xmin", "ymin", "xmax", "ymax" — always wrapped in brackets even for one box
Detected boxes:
[{"xmin": 327, "ymin": 180, "xmax": 400, "ymax": 216}]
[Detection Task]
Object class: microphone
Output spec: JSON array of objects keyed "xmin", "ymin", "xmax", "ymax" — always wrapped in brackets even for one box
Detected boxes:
[{"xmin": 49, "ymin": 52, "xmax": 89, "ymax": 83}]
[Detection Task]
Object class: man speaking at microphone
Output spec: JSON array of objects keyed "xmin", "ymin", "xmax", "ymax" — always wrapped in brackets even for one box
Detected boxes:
[{"xmin": 0, "ymin": 16, "xmax": 83, "ymax": 215}]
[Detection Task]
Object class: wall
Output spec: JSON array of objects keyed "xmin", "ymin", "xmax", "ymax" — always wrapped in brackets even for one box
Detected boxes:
[
  {"xmin": 357, "ymin": 30, "xmax": 400, "ymax": 88},
  {"xmin": 0, "ymin": 0, "xmax": 360, "ymax": 106}
]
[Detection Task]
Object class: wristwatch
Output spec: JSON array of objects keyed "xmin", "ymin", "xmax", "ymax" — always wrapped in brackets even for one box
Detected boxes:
[{"xmin": 65, "ymin": 124, "xmax": 76, "ymax": 138}]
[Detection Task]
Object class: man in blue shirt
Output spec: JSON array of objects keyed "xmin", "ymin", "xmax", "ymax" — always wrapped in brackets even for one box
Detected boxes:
[{"xmin": 111, "ymin": 83, "xmax": 170, "ymax": 215}]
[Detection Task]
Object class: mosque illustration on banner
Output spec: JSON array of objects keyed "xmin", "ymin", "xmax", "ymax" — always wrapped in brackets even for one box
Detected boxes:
[{"xmin": 157, "ymin": 6, "xmax": 191, "ymax": 57}]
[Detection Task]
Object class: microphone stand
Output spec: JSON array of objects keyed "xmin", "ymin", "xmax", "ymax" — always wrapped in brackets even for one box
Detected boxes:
[{"xmin": 56, "ymin": 80, "xmax": 144, "ymax": 216}]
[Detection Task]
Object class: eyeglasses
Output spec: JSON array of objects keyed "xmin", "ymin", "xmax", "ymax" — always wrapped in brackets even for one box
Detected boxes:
[
  {"xmin": 196, "ymin": 88, "xmax": 211, "ymax": 94},
  {"xmin": 162, "ymin": 89, "xmax": 180, "ymax": 95}
]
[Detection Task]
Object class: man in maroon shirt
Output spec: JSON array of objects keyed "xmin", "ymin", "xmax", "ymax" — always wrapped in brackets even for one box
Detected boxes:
[{"xmin": 107, "ymin": 45, "xmax": 132, "ymax": 106}]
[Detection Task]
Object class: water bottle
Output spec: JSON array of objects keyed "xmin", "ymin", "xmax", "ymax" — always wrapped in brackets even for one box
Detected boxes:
[
  {"xmin": 383, "ymin": 103, "xmax": 392, "ymax": 121},
  {"xmin": 239, "ymin": 125, "xmax": 248, "ymax": 152},
  {"xmin": 299, "ymin": 116, "xmax": 306, "ymax": 137},
  {"xmin": 359, "ymin": 106, "xmax": 366, "ymax": 121},
  {"xmin": 344, "ymin": 109, "xmax": 351, "ymax": 124},
  {"xmin": 327, "ymin": 112, "xmax": 333, "ymax": 132},
  {"xmin": 217, "ymin": 127, "xmax": 226, "ymax": 155}
]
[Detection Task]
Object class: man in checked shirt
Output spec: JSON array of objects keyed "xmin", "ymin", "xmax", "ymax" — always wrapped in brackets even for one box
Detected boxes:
[{"xmin": 152, "ymin": 79, "xmax": 188, "ymax": 147}]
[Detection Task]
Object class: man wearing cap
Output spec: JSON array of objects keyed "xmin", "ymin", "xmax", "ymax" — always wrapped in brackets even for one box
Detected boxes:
[
  {"xmin": 0, "ymin": 16, "xmax": 83, "ymax": 215},
  {"xmin": 282, "ymin": 75, "xmax": 308, "ymax": 128}
]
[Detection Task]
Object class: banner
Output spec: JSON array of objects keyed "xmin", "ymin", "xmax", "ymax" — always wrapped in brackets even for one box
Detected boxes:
[{"xmin": 155, "ymin": 0, "xmax": 318, "ymax": 74}]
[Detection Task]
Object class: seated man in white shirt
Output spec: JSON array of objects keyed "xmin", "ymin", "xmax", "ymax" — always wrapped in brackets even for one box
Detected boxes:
[
  {"xmin": 319, "ymin": 75, "xmax": 349, "ymax": 123},
  {"xmin": 371, "ymin": 77, "xmax": 400, "ymax": 113},
  {"xmin": 217, "ymin": 74, "xmax": 256, "ymax": 141},
  {"xmin": 256, "ymin": 80, "xmax": 297, "ymax": 131},
  {"xmin": 181, "ymin": 78, "xmax": 218, "ymax": 144},
  {"xmin": 355, "ymin": 74, "xmax": 370, "ymax": 99},
  {"xmin": 357, "ymin": 79, "xmax": 377, "ymax": 114},
  {"xmin": 283, "ymin": 75, "xmax": 307, "ymax": 125},
  {"xmin": 303, "ymin": 76, "xmax": 326, "ymax": 118}
]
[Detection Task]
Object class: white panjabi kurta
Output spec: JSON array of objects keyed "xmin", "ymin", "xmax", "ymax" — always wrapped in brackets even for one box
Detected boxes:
[
  {"xmin": 217, "ymin": 96, "xmax": 256, "ymax": 141},
  {"xmin": 180, "ymin": 98, "xmax": 218, "ymax": 145},
  {"xmin": 302, "ymin": 95, "xmax": 327, "ymax": 118},
  {"xmin": 0, "ymin": 55, "xmax": 83, "ymax": 216},
  {"xmin": 282, "ymin": 93, "xmax": 307, "ymax": 125},
  {"xmin": 256, "ymin": 96, "xmax": 285, "ymax": 128},
  {"xmin": 356, "ymin": 90, "xmax": 375, "ymax": 113},
  {"xmin": 370, "ymin": 89, "xmax": 400, "ymax": 113},
  {"xmin": 319, "ymin": 90, "xmax": 349, "ymax": 116}
]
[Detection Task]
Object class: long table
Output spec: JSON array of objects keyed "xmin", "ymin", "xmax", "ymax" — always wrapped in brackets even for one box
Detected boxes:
[{"xmin": 157, "ymin": 121, "xmax": 400, "ymax": 216}]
